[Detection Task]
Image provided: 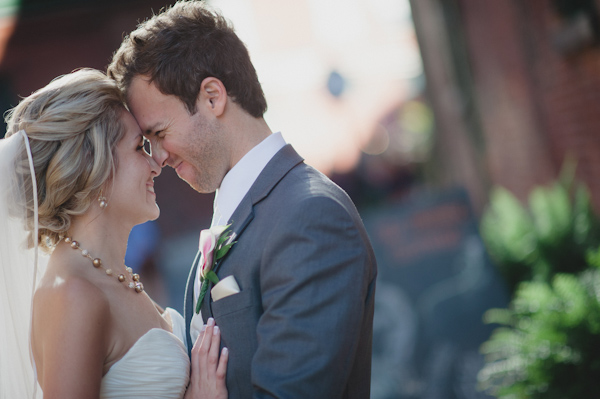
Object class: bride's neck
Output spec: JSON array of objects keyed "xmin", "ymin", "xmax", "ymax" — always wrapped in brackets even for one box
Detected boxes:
[{"xmin": 65, "ymin": 213, "xmax": 131, "ymax": 269}]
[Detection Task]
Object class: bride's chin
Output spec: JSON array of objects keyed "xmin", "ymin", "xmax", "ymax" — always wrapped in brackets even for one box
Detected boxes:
[
  {"xmin": 149, "ymin": 206, "xmax": 160, "ymax": 221},
  {"xmin": 136, "ymin": 208, "xmax": 160, "ymax": 225}
]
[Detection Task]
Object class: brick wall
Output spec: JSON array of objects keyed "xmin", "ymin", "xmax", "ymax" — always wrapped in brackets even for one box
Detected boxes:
[
  {"xmin": 413, "ymin": 0, "xmax": 600, "ymax": 211},
  {"xmin": 515, "ymin": 0, "xmax": 600, "ymax": 208}
]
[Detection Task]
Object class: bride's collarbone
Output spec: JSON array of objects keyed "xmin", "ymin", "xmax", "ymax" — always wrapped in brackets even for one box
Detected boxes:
[
  {"xmin": 39, "ymin": 264, "xmax": 169, "ymax": 336},
  {"xmin": 41, "ymin": 252, "xmax": 170, "ymax": 337},
  {"xmin": 106, "ymin": 288, "xmax": 171, "ymax": 334}
]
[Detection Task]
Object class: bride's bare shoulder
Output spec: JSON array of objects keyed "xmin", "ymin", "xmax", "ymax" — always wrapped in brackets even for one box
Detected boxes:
[
  {"xmin": 32, "ymin": 272, "xmax": 111, "ymax": 375},
  {"xmin": 34, "ymin": 271, "xmax": 110, "ymax": 325},
  {"xmin": 32, "ymin": 267, "xmax": 112, "ymax": 392},
  {"xmin": 37, "ymin": 249, "xmax": 108, "ymax": 307},
  {"xmin": 33, "ymin": 258, "xmax": 111, "ymax": 352},
  {"xmin": 37, "ymin": 272, "xmax": 108, "ymax": 301}
]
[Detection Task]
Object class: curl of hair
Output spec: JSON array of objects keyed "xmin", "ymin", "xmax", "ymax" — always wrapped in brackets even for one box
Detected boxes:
[
  {"xmin": 5, "ymin": 69, "xmax": 126, "ymax": 252},
  {"xmin": 108, "ymin": 0, "xmax": 267, "ymax": 117}
]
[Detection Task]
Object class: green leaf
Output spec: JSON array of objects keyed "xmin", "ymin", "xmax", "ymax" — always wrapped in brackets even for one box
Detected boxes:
[
  {"xmin": 529, "ymin": 183, "xmax": 571, "ymax": 246},
  {"xmin": 196, "ymin": 280, "xmax": 209, "ymax": 314},
  {"xmin": 215, "ymin": 241, "xmax": 236, "ymax": 260},
  {"xmin": 586, "ymin": 246, "xmax": 600, "ymax": 269},
  {"xmin": 217, "ymin": 232, "xmax": 230, "ymax": 248},
  {"xmin": 205, "ymin": 270, "xmax": 220, "ymax": 285}
]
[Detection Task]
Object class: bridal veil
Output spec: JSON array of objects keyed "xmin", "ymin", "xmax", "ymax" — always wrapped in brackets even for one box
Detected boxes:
[{"xmin": 0, "ymin": 130, "xmax": 45, "ymax": 399}]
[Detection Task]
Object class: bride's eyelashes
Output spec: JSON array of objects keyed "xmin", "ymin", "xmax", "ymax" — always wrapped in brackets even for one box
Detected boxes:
[{"xmin": 137, "ymin": 137, "xmax": 152, "ymax": 155}]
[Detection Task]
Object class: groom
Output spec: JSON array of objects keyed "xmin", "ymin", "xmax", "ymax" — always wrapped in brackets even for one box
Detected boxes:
[{"xmin": 108, "ymin": 1, "xmax": 376, "ymax": 398}]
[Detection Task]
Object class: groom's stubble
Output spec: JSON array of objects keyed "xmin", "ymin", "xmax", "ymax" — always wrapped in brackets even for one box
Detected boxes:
[{"xmin": 183, "ymin": 112, "xmax": 229, "ymax": 194}]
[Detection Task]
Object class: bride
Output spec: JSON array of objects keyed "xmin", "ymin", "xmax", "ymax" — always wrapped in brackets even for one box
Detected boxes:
[{"xmin": 0, "ymin": 69, "xmax": 228, "ymax": 399}]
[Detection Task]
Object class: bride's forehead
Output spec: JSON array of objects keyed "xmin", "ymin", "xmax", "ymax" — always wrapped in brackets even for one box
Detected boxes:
[{"xmin": 120, "ymin": 110, "xmax": 143, "ymax": 136}]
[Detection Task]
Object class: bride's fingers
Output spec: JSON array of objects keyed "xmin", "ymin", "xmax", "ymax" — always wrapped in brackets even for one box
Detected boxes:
[
  {"xmin": 192, "ymin": 324, "xmax": 207, "ymax": 371},
  {"xmin": 207, "ymin": 324, "xmax": 221, "ymax": 371},
  {"xmin": 202, "ymin": 319, "xmax": 215, "ymax": 349},
  {"xmin": 216, "ymin": 347, "xmax": 229, "ymax": 381},
  {"xmin": 190, "ymin": 325, "xmax": 207, "ymax": 380},
  {"xmin": 199, "ymin": 319, "xmax": 215, "ymax": 373}
]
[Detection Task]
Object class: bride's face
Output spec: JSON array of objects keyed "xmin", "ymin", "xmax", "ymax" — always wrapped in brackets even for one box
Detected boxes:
[{"xmin": 108, "ymin": 110, "xmax": 161, "ymax": 225}]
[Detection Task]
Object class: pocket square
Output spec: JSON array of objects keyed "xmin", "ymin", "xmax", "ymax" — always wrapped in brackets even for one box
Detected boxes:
[{"xmin": 211, "ymin": 275, "xmax": 241, "ymax": 302}]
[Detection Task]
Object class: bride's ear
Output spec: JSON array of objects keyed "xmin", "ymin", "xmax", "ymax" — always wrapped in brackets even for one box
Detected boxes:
[{"xmin": 197, "ymin": 77, "xmax": 227, "ymax": 117}]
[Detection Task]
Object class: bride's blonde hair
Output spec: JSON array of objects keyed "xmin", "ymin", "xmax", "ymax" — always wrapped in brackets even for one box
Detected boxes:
[{"xmin": 5, "ymin": 68, "xmax": 126, "ymax": 252}]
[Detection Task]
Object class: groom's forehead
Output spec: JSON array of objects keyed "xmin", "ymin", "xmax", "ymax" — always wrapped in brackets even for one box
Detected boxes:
[{"xmin": 126, "ymin": 77, "xmax": 161, "ymax": 130}]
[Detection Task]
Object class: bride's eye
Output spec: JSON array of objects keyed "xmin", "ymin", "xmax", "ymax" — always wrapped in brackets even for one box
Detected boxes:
[{"xmin": 137, "ymin": 138, "xmax": 152, "ymax": 155}]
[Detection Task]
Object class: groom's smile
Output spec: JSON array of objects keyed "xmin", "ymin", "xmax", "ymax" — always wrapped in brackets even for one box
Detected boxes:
[{"xmin": 127, "ymin": 75, "xmax": 232, "ymax": 195}]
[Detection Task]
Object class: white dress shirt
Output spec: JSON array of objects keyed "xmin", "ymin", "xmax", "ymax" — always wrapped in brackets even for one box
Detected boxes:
[{"xmin": 189, "ymin": 132, "xmax": 286, "ymax": 345}]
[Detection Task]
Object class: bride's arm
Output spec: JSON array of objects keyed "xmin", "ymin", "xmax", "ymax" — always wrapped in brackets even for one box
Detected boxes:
[
  {"xmin": 185, "ymin": 319, "xmax": 229, "ymax": 399},
  {"xmin": 32, "ymin": 277, "xmax": 110, "ymax": 399}
]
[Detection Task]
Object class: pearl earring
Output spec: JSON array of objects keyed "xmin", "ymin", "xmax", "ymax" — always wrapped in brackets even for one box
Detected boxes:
[{"xmin": 98, "ymin": 191, "xmax": 108, "ymax": 209}]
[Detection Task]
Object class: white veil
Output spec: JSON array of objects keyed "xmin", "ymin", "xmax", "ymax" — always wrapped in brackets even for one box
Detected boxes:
[{"xmin": 0, "ymin": 130, "xmax": 45, "ymax": 399}]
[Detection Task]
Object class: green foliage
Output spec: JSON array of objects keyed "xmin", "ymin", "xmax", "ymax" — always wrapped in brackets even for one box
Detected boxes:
[
  {"xmin": 481, "ymin": 167, "xmax": 600, "ymax": 293},
  {"xmin": 479, "ymin": 163, "xmax": 600, "ymax": 398},
  {"xmin": 479, "ymin": 268, "xmax": 600, "ymax": 398},
  {"xmin": 480, "ymin": 187, "xmax": 537, "ymax": 290}
]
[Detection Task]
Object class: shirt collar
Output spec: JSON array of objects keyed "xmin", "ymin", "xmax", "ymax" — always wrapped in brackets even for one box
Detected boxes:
[{"xmin": 213, "ymin": 132, "xmax": 286, "ymax": 225}]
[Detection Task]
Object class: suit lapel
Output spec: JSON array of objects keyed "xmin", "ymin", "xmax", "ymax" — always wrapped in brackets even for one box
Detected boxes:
[
  {"xmin": 246, "ymin": 144, "xmax": 304, "ymax": 206},
  {"xmin": 200, "ymin": 195, "xmax": 254, "ymax": 320},
  {"xmin": 200, "ymin": 144, "xmax": 304, "ymax": 317}
]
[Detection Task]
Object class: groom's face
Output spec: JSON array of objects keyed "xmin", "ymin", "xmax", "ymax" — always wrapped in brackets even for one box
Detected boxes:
[{"xmin": 126, "ymin": 75, "xmax": 228, "ymax": 194}]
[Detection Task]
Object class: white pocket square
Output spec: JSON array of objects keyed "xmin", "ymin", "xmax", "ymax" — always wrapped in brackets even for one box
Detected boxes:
[{"xmin": 211, "ymin": 275, "xmax": 241, "ymax": 302}]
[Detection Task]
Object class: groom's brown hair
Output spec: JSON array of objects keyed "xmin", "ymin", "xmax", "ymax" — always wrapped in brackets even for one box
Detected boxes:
[{"xmin": 107, "ymin": 0, "xmax": 267, "ymax": 117}]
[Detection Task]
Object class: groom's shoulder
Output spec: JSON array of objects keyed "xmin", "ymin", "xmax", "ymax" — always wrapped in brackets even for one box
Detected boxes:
[
  {"xmin": 262, "ymin": 161, "xmax": 362, "ymax": 224},
  {"xmin": 280, "ymin": 161, "xmax": 353, "ymax": 203}
]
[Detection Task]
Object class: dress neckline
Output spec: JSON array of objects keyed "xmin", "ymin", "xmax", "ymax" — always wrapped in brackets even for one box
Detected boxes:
[{"xmin": 105, "ymin": 328, "xmax": 186, "ymax": 377}]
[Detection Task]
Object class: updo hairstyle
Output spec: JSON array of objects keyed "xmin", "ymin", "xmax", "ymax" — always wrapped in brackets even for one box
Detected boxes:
[{"xmin": 5, "ymin": 69, "xmax": 126, "ymax": 252}]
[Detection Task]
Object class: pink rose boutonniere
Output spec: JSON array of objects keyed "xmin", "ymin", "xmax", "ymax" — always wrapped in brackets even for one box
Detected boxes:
[{"xmin": 196, "ymin": 224, "xmax": 236, "ymax": 314}]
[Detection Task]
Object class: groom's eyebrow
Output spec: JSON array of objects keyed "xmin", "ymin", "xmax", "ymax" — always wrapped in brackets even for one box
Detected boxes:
[
  {"xmin": 144, "ymin": 124, "xmax": 162, "ymax": 136},
  {"xmin": 145, "ymin": 120, "xmax": 172, "ymax": 136}
]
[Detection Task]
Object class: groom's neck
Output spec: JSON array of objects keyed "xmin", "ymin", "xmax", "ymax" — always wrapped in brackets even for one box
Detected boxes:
[{"xmin": 226, "ymin": 112, "xmax": 272, "ymax": 172}]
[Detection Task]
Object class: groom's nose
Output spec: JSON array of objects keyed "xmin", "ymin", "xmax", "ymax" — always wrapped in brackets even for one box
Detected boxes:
[{"xmin": 149, "ymin": 138, "xmax": 169, "ymax": 168}]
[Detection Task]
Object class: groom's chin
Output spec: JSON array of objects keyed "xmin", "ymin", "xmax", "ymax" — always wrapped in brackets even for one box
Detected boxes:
[
  {"xmin": 187, "ymin": 181, "xmax": 214, "ymax": 194},
  {"xmin": 181, "ymin": 174, "xmax": 217, "ymax": 195}
]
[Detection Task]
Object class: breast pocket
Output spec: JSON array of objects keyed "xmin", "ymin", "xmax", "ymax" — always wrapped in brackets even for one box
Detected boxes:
[{"xmin": 211, "ymin": 287, "xmax": 255, "ymax": 318}]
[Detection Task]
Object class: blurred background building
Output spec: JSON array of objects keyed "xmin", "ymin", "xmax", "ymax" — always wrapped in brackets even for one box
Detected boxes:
[{"xmin": 2, "ymin": 0, "xmax": 600, "ymax": 397}]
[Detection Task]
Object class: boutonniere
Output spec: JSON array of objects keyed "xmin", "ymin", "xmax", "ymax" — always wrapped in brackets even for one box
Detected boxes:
[{"xmin": 196, "ymin": 224, "xmax": 236, "ymax": 314}]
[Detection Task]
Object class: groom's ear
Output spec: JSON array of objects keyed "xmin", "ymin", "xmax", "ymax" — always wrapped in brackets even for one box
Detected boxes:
[{"xmin": 198, "ymin": 77, "xmax": 227, "ymax": 117}]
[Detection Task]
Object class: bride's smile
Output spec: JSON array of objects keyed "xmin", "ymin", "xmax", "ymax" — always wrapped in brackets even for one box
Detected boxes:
[{"xmin": 108, "ymin": 109, "xmax": 162, "ymax": 226}]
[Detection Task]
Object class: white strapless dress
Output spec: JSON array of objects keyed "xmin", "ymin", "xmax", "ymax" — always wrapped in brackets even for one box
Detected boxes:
[{"xmin": 99, "ymin": 308, "xmax": 190, "ymax": 399}]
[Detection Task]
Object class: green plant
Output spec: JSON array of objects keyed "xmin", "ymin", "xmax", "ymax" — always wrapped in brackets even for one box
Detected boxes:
[
  {"xmin": 480, "ymin": 163, "xmax": 600, "ymax": 293},
  {"xmin": 478, "ymin": 248, "xmax": 600, "ymax": 398},
  {"xmin": 479, "ymin": 161, "xmax": 600, "ymax": 398}
]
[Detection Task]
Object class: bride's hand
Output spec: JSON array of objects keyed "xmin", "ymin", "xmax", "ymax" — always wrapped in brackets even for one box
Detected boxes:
[{"xmin": 185, "ymin": 318, "xmax": 229, "ymax": 399}]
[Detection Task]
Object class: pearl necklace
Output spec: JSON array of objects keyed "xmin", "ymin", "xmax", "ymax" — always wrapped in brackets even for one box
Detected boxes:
[{"xmin": 64, "ymin": 236, "xmax": 144, "ymax": 293}]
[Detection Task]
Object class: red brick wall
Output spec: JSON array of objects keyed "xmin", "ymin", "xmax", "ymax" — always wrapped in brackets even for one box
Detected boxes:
[
  {"xmin": 456, "ymin": 0, "xmax": 556, "ymax": 202},
  {"xmin": 454, "ymin": 0, "xmax": 600, "ymax": 209},
  {"xmin": 517, "ymin": 0, "xmax": 600, "ymax": 208}
]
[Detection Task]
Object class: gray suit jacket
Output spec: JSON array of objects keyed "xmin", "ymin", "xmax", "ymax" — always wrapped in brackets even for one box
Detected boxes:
[{"xmin": 184, "ymin": 145, "xmax": 377, "ymax": 399}]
